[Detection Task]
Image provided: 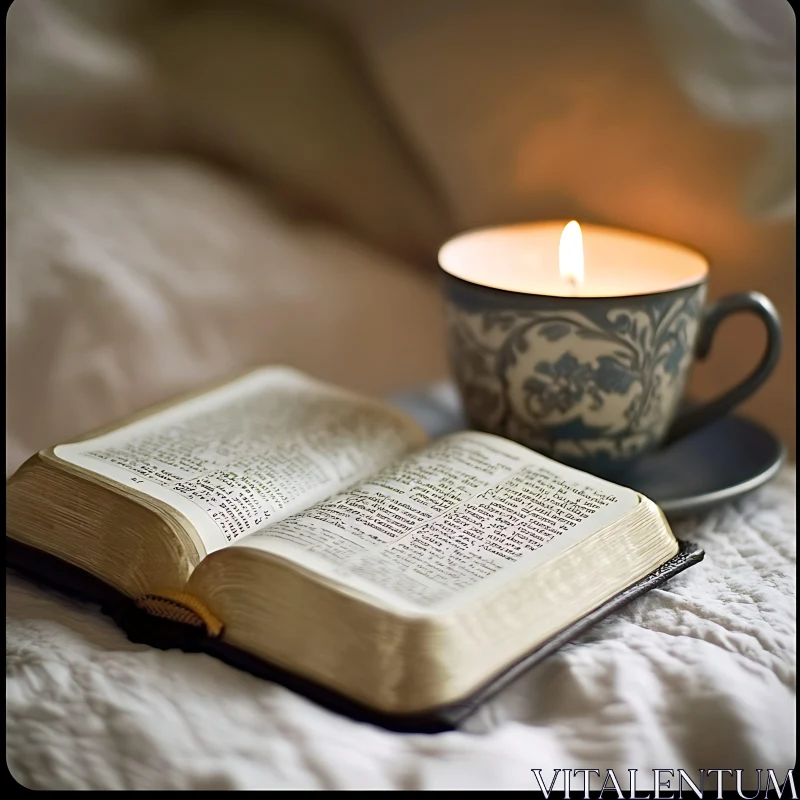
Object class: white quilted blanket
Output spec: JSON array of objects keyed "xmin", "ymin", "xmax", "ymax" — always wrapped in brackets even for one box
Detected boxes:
[{"xmin": 7, "ymin": 467, "xmax": 796, "ymax": 790}]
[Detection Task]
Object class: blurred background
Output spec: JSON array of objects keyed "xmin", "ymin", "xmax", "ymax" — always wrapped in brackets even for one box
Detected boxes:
[{"xmin": 6, "ymin": 0, "xmax": 795, "ymax": 475}]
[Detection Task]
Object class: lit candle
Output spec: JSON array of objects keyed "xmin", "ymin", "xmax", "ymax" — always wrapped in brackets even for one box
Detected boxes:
[
  {"xmin": 438, "ymin": 219, "xmax": 781, "ymax": 476},
  {"xmin": 438, "ymin": 220, "xmax": 709, "ymax": 298}
]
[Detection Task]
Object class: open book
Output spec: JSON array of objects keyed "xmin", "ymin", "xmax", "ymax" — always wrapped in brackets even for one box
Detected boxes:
[{"xmin": 7, "ymin": 367, "xmax": 702, "ymax": 730}]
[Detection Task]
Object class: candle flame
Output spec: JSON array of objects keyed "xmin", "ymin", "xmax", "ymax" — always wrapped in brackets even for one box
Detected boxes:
[{"xmin": 559, "ymin": 220, "xmax": 584, "ymax": 290}]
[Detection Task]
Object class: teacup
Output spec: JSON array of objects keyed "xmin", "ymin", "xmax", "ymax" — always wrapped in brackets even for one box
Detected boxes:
[{"xmin": 439, "ymin": 222, "xmax": 782, "ymax": 477}]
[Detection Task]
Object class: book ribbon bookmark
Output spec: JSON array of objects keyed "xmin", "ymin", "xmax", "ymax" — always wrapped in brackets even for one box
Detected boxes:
[{"xmin": 133, "ymin": 589, "xmax": 225, "ymax": 638}]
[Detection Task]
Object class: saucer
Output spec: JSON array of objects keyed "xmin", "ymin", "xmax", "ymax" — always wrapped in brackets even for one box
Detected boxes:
[{"xmin": 388, "ymin": 383, "xmax": 786, "ymax": 520}]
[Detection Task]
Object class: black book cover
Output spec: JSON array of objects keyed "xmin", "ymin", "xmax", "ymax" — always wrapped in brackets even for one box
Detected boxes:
[{"xmin": 6, "ymin": 537, "xmax": 704, "ymax": 733}]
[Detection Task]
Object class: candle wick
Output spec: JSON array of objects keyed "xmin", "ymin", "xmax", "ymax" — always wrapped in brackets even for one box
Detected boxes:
[{"xmin": 567, "ymin": 275, "xmax": 578, "ymax": 296}]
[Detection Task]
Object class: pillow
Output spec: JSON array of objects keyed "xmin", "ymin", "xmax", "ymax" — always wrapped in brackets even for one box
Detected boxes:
[
  {"xmin": 6, "ymin": 0, "xmax": 451, "ymax": 264},
  {"xmin": 129, "ymin": 1, "xmax": 450, "ymax": 264}
]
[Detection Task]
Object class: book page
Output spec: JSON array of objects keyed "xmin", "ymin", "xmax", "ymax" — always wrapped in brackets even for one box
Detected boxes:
[
  {"xmin": 235, "ymin": 431, "xmax": 640, "ymax": 612},
  {"xmin": 53, "ymin": 368, "xmax": 427, "ymax": 553}
]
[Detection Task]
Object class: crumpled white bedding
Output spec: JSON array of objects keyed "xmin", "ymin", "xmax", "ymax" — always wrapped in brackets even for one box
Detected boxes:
[{"xmin": 7, "ymin": 467, "xmax": 795, "ymax": 790}]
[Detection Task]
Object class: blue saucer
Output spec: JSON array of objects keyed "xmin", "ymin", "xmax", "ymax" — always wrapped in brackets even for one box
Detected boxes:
[{"xmin": 388, "ymin": 384, "xmax": 786, "ymax": 520}]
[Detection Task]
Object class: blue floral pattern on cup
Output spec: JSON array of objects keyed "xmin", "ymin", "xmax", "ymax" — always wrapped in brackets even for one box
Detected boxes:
[{"xmin": 445, "ymin": 286, "xmax": 705, "ymax": 472}]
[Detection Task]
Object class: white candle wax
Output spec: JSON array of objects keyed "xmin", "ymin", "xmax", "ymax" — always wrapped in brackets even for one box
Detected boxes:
[{"xmin": 438, "ymin": 221, "xmax": 709, "ymax": 298}]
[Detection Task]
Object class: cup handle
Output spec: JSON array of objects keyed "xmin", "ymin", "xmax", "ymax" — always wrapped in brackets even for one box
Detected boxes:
[{"xmin": 664, "ymin": 292, "xmax": 782, "ymax": 445}]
